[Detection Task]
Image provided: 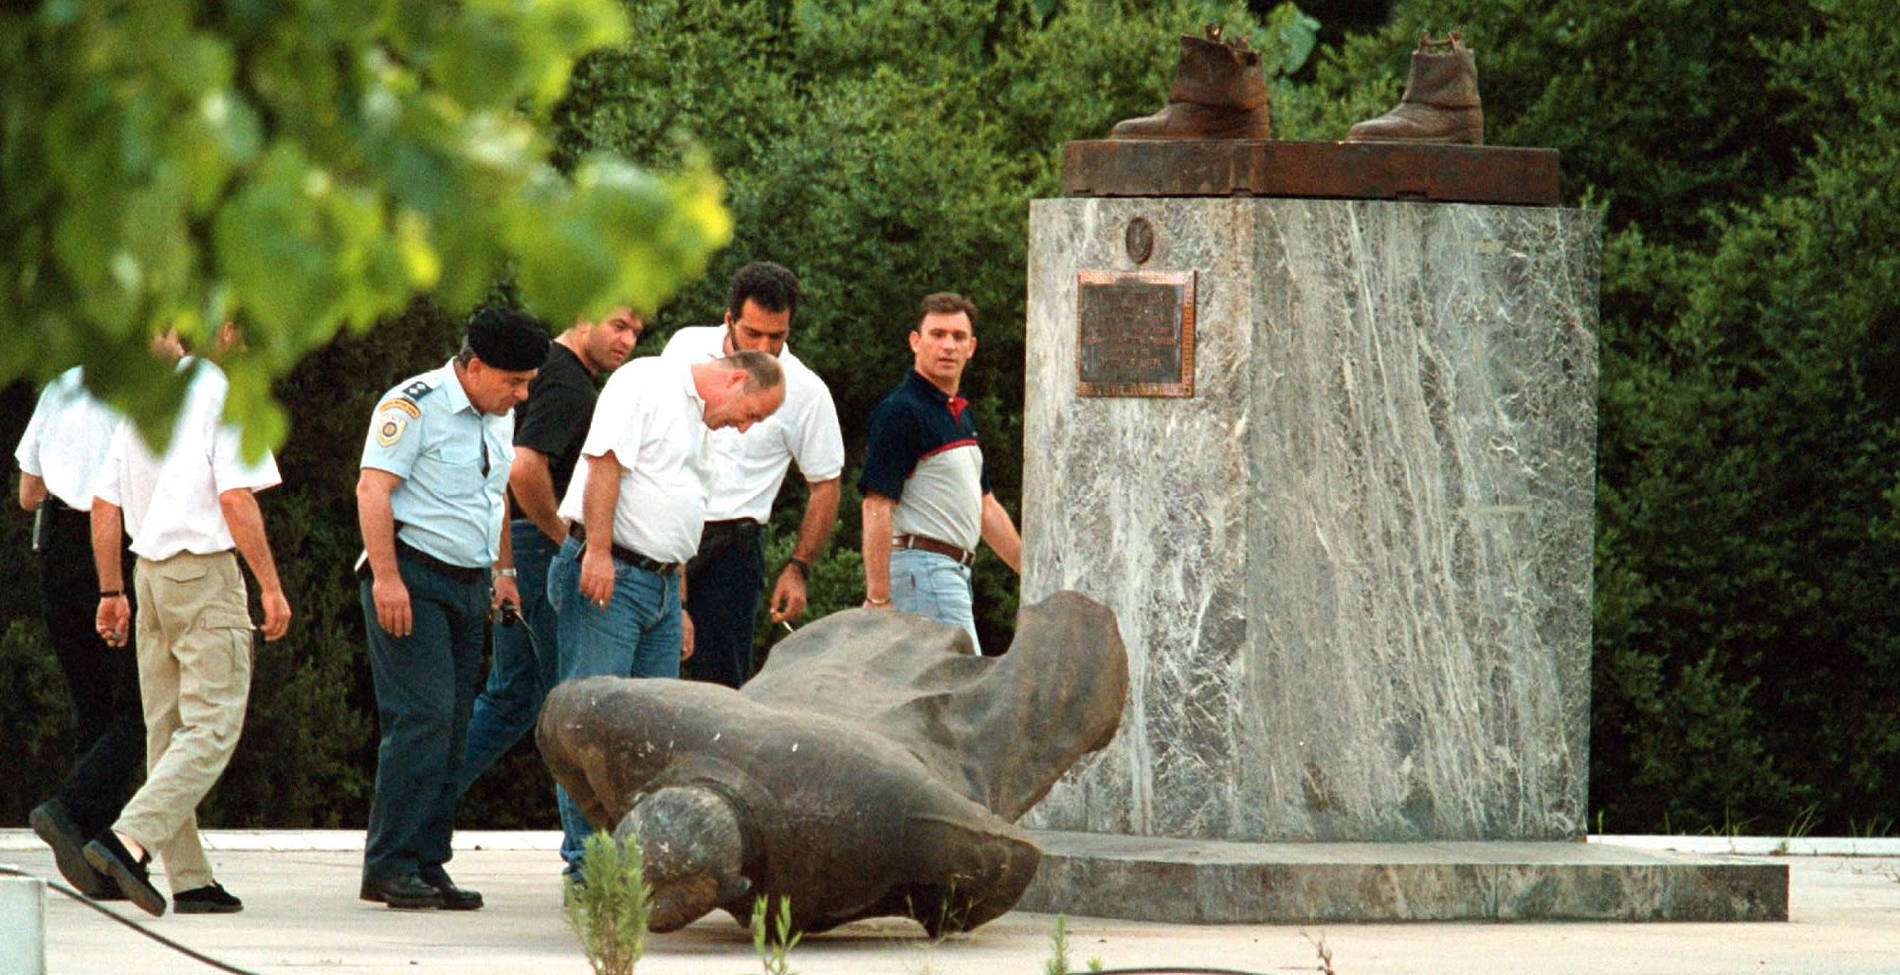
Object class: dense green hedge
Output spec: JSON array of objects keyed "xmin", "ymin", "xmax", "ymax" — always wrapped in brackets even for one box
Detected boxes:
[{"xmin": 5, "ymin": 0, "xmax": 1897, "ymax": 835}]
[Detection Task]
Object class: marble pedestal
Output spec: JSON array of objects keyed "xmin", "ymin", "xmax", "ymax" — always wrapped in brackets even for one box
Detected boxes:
[
  {"xmin": 1018, "ymin": 198, "xmax": 1784, "ymax": 922},
  {"xmin": 1023, "ymin": 197, "xmax": 1600, "ymax": 844}
]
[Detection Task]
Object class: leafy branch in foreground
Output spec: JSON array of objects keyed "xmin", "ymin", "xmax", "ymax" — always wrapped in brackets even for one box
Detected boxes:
[{"xmin": 2, "ymin": 0, "xmax": 730, "ymax": 454}]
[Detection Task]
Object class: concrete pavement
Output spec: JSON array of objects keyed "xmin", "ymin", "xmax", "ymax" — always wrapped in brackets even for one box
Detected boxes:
[{"xmin": 3, "ymin": 831, "xmax": 1896, "ymax": 975}]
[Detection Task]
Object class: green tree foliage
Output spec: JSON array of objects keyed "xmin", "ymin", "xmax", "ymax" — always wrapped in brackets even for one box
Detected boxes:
[
  {"xmin": 1293, "ymin": 0, "xmax": 1900, "ymax": 832},
  {"xmin": 2, "ymin": 0, "xmax": 730, "ymax": 455},
  {"xmin": 7, "ymin": 0, "xmax": 1893, "ymax": 837},
  {"xmin": 552, "ymin": 0, "xmax": 1313, "ymax": 651}
]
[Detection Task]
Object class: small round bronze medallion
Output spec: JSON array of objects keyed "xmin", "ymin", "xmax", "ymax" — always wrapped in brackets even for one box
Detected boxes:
[{"xmin": 1125, "ymin": 217, "xmax": 1155, "ymax": 265}]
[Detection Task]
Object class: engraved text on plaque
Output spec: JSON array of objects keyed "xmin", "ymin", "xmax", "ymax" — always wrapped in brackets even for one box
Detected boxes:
[{"xmin": 1076, "ymin": 270, "xmax": 1196, "ymax": 397}]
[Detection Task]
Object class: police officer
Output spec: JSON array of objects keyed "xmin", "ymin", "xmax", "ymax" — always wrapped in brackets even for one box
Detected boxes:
[{"xmin": 355, "ymin": 308, "xmax": 548, "ymax": 911}]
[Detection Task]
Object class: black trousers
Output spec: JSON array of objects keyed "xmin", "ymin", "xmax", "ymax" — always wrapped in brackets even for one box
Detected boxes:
[
  {"xmin": 38, "ymin": 503, "xmax": 144, "ymax": 835},
  {"xmin": 681, "ymin": 521, "xmax": 765, "ymax": 689}
]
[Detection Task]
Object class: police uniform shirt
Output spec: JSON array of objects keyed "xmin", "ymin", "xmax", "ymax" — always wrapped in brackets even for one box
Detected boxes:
[
  {"xmin": 555, "ymin": 355, "xmax": 709, "ymax": 565},
  {"xmin": 93, "ymin": 360, "xmax": 282, "ymax": 561},
  {"xmin": 361, "ymin": 361, "xmax": 514, "ymax": 569},
  {"xmin": 661, "ymin": 325, "xmax": 844, "ymax": 523},
  {"xmin": 14, "ymin": 366, "xmax": 122, "ymax": 511},
  {"xmin": 858, "ymin": 370, "xmax": 990, "ymax": 553}
]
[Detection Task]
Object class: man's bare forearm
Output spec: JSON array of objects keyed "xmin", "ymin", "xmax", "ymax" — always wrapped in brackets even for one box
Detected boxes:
[
  {"xmin": 220, "ymin": 489, "xmax": 284, "ymax": 596},
  {"xmin": 356, "ymin": 471, "xmax": 401, "ymax": 579},
  {"xmin": 509, "ymin": 448, "xmax": 566, "ymax": 543},
  {"xmin": 791, "ymin": 478, "xmax": 841, "ymax": 564},
  {"xmin": 90, "ymin": 500, "xmax": 124, "ymax": 591},
  {"xmin": 19, "ymin": 472, "xmax": 46, "ymax": 512},
  {"xmin": 861, "ymin": 494, "xmax": 896, "ymax": 602},
  {"xmin": 980, "ymin": 493, "xmax": 1022, "ymax": 574},
  {"xmin": 581, "ymin": 453, "xmax": 622, "ymax": 552}
]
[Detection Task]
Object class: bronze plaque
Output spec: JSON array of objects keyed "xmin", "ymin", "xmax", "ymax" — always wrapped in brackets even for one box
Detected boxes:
[{"xmin": 1076, "ymin": 270, "xmax": 1196, "ymax": 397}]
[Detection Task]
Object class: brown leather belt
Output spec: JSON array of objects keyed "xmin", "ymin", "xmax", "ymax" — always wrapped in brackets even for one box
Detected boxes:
[
  {"xmin": 568, "ymin": 522, "xmax": 682, "ymax": 576},
  {"xmin": 894, "ymin": 533, "xmax": 975, "ymax": 567}
]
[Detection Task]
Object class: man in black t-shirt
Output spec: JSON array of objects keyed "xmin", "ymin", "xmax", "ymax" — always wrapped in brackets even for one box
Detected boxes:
[{"xmin": 457, "ymin": 307, "xmax": 643, "ymax": 797}]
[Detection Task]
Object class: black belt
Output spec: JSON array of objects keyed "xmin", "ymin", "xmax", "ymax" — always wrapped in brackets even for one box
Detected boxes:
[
  {"xmin": 38, "ymin": 497, "xmax": 88, "ymax": 520},
  {"xmin": 567, "ymin": 523, "xmax": 682, "ymax": 576},
  {"xmin": 395, "ymin": 541, "xmax": 487, "ymax": 585},
  {"xmin": 894, "ymin": 533, "xmax": 976, "ymax": 567}
]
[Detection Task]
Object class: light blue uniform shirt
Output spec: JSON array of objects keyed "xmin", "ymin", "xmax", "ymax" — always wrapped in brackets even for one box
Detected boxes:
[{"xmin": 360, "ymin": 361, "xmax": 515, "ymax": 569}]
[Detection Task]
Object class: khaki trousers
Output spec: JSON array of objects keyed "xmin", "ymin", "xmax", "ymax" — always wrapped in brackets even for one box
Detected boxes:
[{"xmin": 113, "ymin": 551, "xmax": 254, "ymax": 893}]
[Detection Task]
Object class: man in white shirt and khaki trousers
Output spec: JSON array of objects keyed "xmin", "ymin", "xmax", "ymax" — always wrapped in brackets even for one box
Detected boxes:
[{"xmin": 83, "ymin": 336, "xmax": 292, "ymax": 918}]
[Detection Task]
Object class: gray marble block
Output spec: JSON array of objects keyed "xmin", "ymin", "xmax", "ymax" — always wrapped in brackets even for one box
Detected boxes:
[{"xmin": 1021, "ymin": 197, "xmax": 1601, "ymax": 842}]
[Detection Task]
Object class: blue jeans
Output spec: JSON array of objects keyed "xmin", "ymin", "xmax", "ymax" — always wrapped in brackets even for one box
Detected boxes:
[
  {"xmin": 890, "ymin": 547, "xmax": 980, "ymax": 654},
  {"xmin": 547, "ymin": 535, "xmax": 682, "ymax": 870},
  {"xmin": 457, "ymin": 521, "xmax": 561, "ymax": 796},
  {"xmin": 361, "ymin": 558, "xmax": 489, "ymax": 885}
]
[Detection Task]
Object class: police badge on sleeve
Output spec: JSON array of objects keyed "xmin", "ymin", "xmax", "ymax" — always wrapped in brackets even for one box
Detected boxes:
[{"xmin": 375, "ymin": 398, "xmax": 421, "ymax": 446}]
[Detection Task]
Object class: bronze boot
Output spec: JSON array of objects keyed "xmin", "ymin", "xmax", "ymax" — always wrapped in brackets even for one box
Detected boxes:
[
  {"xmin": 1112, "ymin": 25, "xmax": 1270, "ymax": 140},
  {"xmin": 1347, "ymin": 29, "xmax": 1484, "ymax": 145}
]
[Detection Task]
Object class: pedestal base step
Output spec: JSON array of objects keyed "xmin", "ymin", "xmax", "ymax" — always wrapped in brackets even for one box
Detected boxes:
[{"xmin": 1018, "ymin": 831, "xmax": 1787, "ymax": 923}]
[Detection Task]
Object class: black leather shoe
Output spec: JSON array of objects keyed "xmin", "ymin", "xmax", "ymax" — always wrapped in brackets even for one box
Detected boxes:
[
  {"xmin": 418, "ymin": 866, "xmax": 483, "ymax": 911},
  {"xmin": 30, "ymin": 800, "xmax": 108, "ymax": 897},
  {"xmin": 83, "ymin": 834, "xmax": 166, "ymax": 917},
  {"xmin": 173, "ymin": 881, "xmax": 243, "ymax": 914},
  {"xmin": 360, "ymin": 874, "xmax": 445, "ymax": 910}
]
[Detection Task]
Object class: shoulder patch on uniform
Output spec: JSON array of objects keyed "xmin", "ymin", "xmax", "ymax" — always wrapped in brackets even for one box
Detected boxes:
[
  {"xmin": 401, "ymin": 379, "xmax": 439, "ymax": 401},
  {"xmin": 375, "ymin": 413, "xmax": 409, "ymax": 447},
  {"xmin": 377, "ymin": 398, "xmax": 422, "ymax": 419}
]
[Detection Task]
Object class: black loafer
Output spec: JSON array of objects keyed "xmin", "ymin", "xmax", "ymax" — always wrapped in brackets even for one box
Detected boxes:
[
  {"xmin": 173, "ymin": 881, "xmax": 243, "ymax": 914},
  {"xmin": 418, "ymin": 866, "xmax": 483, "ymax": 911},
  {"xmin": 83, "ymin": 834, "xmax": 166, "ymax": 917},
  {"xmin": 30, "ymin": 801, "xmax": 109, "ymax": 897},
  {"xmin": 360, "ymin": 873, "xmax": 445, "ymax": 910}
]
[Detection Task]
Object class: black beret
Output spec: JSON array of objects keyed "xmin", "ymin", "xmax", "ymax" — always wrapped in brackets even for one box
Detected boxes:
[{"xmin": 467, "ymin": 307, "xmax": 551, "ymax": 372}]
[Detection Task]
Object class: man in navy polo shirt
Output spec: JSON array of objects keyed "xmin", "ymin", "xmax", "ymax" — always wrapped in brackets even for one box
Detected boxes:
[{"xmin": 859, "ymin": 292, "xmax": 1022, "ymax": 654}]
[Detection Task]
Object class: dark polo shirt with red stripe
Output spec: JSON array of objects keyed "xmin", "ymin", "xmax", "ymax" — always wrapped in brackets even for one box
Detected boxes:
[{"xmin": 858, "ymin": 370, "xmax": 991, "ymax": 552}]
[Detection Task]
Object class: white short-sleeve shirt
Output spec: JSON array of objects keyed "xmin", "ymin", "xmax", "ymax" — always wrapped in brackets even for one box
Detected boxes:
[
  {"xmin": 661, "ymin": 326, "xmax": 844, "ymax": 523},
  {"xmin": 556, "ymin": 356, "xmax": 711, "ymax": 564},
  {"xmin": 14, "ymin": 367, "xmax": 122, "ymax": 511},
  {"xmin": 93, "ymin": 360, "xmax": 282, "ymax": 561}
]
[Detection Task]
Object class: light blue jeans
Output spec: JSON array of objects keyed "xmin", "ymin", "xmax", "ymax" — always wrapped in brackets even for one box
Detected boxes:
[
  {"xmin": 546, "ymin": 535, "xmax": 682, "ymax": 872},
  {"xmin": 889, "ymin": 546, "xmax": 980, "ymax": 654}
]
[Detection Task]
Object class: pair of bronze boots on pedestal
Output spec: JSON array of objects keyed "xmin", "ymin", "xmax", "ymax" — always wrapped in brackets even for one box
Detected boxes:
[{"xmin": 1111, "ymin": 26, "xmax": 1483, "ymax": 145}]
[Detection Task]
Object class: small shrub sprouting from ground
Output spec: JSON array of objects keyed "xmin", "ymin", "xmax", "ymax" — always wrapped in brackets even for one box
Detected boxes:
[
  {"xmin": 752, "ymin": 895, "xmax": 801, "ymax": 975},
  {"xmin": 1304, "ymin": 931, "xmax": 1336, "ymax": 975},
  {"xmin": 1044, "ymin": 914, "xmax": 1105, "ymax": 974},
  {"xmin": 564, "ymin": 831, "xmax": 651, "ymax": 975}
]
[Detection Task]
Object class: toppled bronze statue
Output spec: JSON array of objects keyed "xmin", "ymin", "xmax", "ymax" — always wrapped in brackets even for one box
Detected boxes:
[
  {"xmin": 1112, "ymin": 24, "xmax": 1270, "ymax": 140},
  {"xmin": 1347, "ymin": 29, "xmax": 1484, "ymax": 145},
  {"xmin": 537, "ymin": 591, "xmax": 1128, "ymax": 936}
]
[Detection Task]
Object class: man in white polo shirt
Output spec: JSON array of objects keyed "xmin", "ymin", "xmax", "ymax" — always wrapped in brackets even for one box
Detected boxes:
[
  {"xmin": 83, "ymin": 333, "xmax": 291, "ymax": 917},
  {"xmin": 662, "ymin": 262, "xmax": 844, "ymax": 688},
  {"xmin": 16, "ymin": 367, "xmax": 144, "ymax": 901},
  {"xmin": 545, "ymin": 348, "xmax": 785, "ymax": 878}
]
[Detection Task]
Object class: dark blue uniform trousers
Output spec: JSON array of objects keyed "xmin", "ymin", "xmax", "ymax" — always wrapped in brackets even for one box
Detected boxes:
[{"xmin": 360, "ymin": 556, "xmax": 487, "ymax": 885}]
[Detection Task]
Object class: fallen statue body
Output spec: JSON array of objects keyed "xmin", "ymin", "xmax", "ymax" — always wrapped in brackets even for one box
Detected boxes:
[{"xmin": 537, "ymin": 591, "xmax": 1127, "ymax": 935}]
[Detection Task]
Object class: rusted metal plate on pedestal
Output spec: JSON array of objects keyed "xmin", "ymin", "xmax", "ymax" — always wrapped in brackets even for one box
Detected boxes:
[
  {"xmin": 1063, "ymin": 140, "xmax": 1560, "ymax": 205},
  {"xmin": 1076, "ymin": 270, "xmax": 1196, "ymax": 398}
]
